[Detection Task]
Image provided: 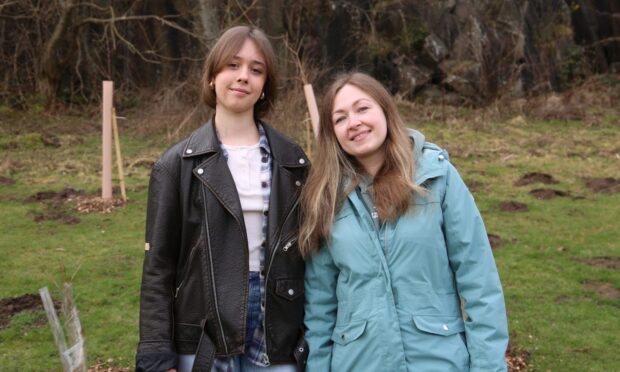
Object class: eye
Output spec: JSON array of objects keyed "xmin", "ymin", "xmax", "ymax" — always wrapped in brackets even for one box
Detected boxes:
[
  {"xmin": 358, "ymin": 106, "xmax": 369, "ymax": 113},
  {"xmin": 227, "ymin": 62, "xmax": 238, "ymax": 69},
  {"xmin": 334, "ymin": 116, "xmax": 346, "ymax": 125},
  {"xmin": 251, "ymin": 68, "xmax": 264, "ymax": 75}
]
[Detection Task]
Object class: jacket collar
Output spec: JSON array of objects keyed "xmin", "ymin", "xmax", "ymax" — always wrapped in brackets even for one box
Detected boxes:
[
  {"xmin": 182, "ymin": 118, "xmax": 220, "ymax": 158},
  {"xmin": 181, "ymin": 118, "xmax": 310, "ymax": 168}
]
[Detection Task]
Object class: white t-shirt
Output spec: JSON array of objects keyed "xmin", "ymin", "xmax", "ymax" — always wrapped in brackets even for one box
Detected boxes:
[{"xmin": 221, "ymin": 142, "xmax": 266, "ymax": 272}]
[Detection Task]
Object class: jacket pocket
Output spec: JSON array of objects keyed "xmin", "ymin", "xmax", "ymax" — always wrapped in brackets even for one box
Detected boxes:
[
  {"xmin": 331, "ymin": 319, "xmax": 367, "ymax": 346},
  {"xmin": 275, "ymin": 279, "xmax": 304, "ymax": 301},
  {"xmin": 412, "ymin": 315, "xmax": 464, "ymax": 336}
]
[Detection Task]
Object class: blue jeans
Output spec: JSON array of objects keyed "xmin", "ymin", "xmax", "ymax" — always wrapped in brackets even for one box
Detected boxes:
[
  {"xmin": 177, "ymin": 272, "xmax": 296, "ymax": 372},
  {"xmin": 177, "ymin": 354, "xmax": 297, "ymax": 372}
]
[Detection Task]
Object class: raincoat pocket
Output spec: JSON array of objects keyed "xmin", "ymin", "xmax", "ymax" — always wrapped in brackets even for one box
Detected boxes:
[
  {"xmin": 331, "ymin": 319, "xmax": 367, "ymax": 346},
  {"xmin": 412, "ymin": 315, "xmax": 465, "ymax": 336}
]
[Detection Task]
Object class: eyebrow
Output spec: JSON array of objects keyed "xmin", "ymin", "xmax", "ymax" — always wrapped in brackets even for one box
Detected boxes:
[
  {"xmin": 231, "ymin": 55, "xmax": 265, "ymax": 66},
  {"xmin": 332, "ymin": 98, "xmax": 372, "ymax": 115}
]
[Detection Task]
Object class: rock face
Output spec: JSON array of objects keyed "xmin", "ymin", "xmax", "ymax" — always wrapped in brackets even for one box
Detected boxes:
[{"xmin": 302, "ymin": 0, "xmax": 619, "ymax": 103}]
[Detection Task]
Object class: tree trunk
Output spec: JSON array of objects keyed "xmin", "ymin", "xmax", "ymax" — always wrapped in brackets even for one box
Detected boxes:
[
  {"xmin": 197, "ymin": 0, "xmax": 220, "ymax": 43},
  {"xmin": 39, "ymin": 0, "xmax": 78, "ymax": 107}
]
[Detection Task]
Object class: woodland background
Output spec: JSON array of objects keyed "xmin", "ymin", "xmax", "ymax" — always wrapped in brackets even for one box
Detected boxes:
[
  {"xmin": 1, "ymin": 1, "xmax": 619, "ymax": 371},
  {"xmin": 1, "ymin": 0, "xmax": 619, "ymax": 110}
]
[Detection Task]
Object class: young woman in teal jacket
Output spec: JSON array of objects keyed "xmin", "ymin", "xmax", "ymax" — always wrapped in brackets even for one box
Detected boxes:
[{"xmin": 299, "ymin": 72, "xmax": 509, "ymax": 371}]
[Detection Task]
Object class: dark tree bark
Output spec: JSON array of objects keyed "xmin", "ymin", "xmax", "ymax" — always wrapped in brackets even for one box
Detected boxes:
[{"xmin": 39, "ymin": 0, "xmax": 78, "ymax": 107}]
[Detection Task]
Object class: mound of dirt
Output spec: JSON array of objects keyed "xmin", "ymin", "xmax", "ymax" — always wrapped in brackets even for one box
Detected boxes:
[
  {"xmin": 32, "ymin": 210, "xmax": 80, "ymax": 225},
  {"xmin": 499, "ymin": 201, "xmax": 528, "ymax": 212},
  {"xmin": 0, "ymin": 293, "xmax": 44, "ymax": 328},
  {"xmin": 583, "ymin": 281, "xmax": 620, "ymax": 300},
  {"xmin": 27, "ymin": 187, "xmax": 83, "ymax": 202},
  {"xmin": 584, "ymin": 177, "xmax": 620, "ymax": 193},
  {"xmin": 529, "ymin": 188, "xmax": 569, "ymax": 200},
  {"xmin": 579, "ymin": 256, "xmax": 620, "ymax": 270},
  {"xmin": 465, "ymin": 180, "xmax": 483, "ymax": 192},
  {"xmin": 41, "ymin": 134, "xmax": 61, "ymax": 148},
  {"xmin": 488, "ymin": 233, "xmax": 503, "ymax": 249},
  {"xmin": 0, "ymin": 176, "xmax": 15, "ymax": 185},
  {"xmin": 514, "ymin": 172, "xmax": 558, "ymax": 186}
]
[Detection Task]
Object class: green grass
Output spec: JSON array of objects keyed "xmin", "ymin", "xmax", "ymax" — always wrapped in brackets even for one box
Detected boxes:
[{"xmin": 1, "ymin": 106, "xmax": 619, "ymax": 371}]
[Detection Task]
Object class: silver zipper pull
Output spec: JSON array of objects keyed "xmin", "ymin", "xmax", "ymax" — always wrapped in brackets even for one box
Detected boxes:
[
  {"xmin": 282, "ymin": 239, "xmax": 295, "ymax": 252},
  {"xmin": 174, "ymin": 284, "xmax": 182, "ymax": 298}
]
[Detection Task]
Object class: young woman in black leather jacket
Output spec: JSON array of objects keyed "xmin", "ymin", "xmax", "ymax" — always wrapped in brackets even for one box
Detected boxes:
[{"xmin": 136, "ymin": 25, "xmax": 309, "ymax": 372}]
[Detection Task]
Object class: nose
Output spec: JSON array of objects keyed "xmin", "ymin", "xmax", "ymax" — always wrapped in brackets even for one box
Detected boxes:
[
  {"xmin": 237, "ymin": 65, "xmax": 249, "ymax": 82},
  {"xmin": 348, "ymin": 114, "xmax": 362, "ymax": 129}
]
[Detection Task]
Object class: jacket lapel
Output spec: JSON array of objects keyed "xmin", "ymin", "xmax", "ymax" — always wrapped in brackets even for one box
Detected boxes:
[
  {"xmin": 185, "ymin": 119, "xmax": 244, "ymax": 227},
  {"xmin": 263, "ymin": 124, "xmax": 310, "ymax": 250}
]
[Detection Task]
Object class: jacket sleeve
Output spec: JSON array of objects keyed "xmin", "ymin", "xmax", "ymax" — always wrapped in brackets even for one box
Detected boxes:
[
  {"xmin": 304, "ymin": 244, "xmax": 339, "ymax": 371},
  {"xmin": 136, "ymin": 161, "xmax": 181, "ymax": 371},
  {"xmin": 441, "ymin": 162, "xmax": 509, "ymax": 372}
]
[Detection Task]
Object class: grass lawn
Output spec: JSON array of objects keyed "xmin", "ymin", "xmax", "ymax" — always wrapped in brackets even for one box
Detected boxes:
[{"xmin": 1, "ymin": 99, "xmax": 619, "ymax": 370}]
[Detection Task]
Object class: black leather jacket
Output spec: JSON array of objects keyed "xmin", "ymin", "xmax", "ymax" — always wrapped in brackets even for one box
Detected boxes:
[{"xmin": 136, "ymin": 120, "xmax": 310, "ymax": 372}]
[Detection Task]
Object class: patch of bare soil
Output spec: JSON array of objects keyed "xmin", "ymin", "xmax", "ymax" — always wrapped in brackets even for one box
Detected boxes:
[
  {"xmin": 506, "ymin": 344, "xmax": 530, "ymax": 372},
  {"xmin": 32, "ymin": 210, "xmax": 81, "ymax": 224},
  {"xmin": 25, "ymin": 187, "xmax": 126, "ymax": 222},
  {"xmin": 464, "ymin": 179, "xmax": 483, "ymax": 193},
  {"xmin": 488, "ymin": 234, "xmax": 503, "ymax": 249},
  {"xmin": 584, "ymin": 177, "xmax": 620, "ymax": 194},
  {"xmin": 499, "ymin": 201, "xmax": 528, "ymax": 212},
  {"xmin": 529, "ymin": 188, "xmax": 569, "ymax": 200},
  {"xmin": 514, "ymin": 172, "xmax": 558, "ymax": 186},
  {"xmin": 583, "ymin": 281, "xmax": 620, "ymax": 300},
  {"xmin": 579, "ymin": 256, "xmax": 620, "ymax": 270},
  {"xmin": 41, "ymin": 133, "xmax": 61, "ymax": 147},
  {"xmin": 26, "ymin": 187, "xmax": 83, "ymax": 202},
  {"xmin": 0, "ymin": 294, "xmax": 45, "ymax": 328},
  {"xmin": 26, "ymin": 187, "xmax": 84, "ymax": 224},
  {"xmin": 0, "ymin": 158, "xmax": 24, "ymax": 173},
  {"xmin": 0, "ymin": 175, "xmax": 15, "ymax": 185},
  {"xmin": 128, "ymin": 157, "xmax": 155, "ymax": 169}
]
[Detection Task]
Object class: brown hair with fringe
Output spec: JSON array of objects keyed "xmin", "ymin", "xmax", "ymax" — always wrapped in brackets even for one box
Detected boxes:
[
  {"xmin": 201, "ymin": 25, "xmax": 278, "ymax": 119},
  {"xmin": 299, "ymin": 72, "xmax": 425, "ymax": 257}
]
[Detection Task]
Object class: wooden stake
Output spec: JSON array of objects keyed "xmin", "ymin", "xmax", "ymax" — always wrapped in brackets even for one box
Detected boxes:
[
  {"xmin": 102, "ymin": 81, "xmax": 114, "ymax": 199},
  {"xmin": 112, "ymin": 107, "xmax": 127, "ymax": 202},
  {"xmin": 304, "ymin": 113, "xmax": 312, "ymax": 159},
  {"xmin": 303, "ymin": 84, "xmax": 320, "ymax": 138}
]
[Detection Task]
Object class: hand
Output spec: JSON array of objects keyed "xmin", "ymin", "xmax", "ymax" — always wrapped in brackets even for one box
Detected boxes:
[{"xmin": 165, "ymin": 369, "xmax": 177, "ymax": 372}]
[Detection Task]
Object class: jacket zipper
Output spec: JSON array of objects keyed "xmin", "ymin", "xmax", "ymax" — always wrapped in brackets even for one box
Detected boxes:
[
  {"xmin": 263, "ymin": 197, "xmax": 300, "ymax": 361},
  {"xmin": 383, "ymin": 224, "xmax": 388, "ymax": 256},
  {"xmin": 174, "ymin": 242, "xmax": 199, "ymax": 298},
  {"xmin": 281, "ymin": 236, "xmax": 297, "ymax": 252},
  {"xmin": 265, "ymin": 198, "xmax": 299, "ymax": 284},
  {"xmin": 201, "ymin": 186, "xmax": 230, "ymax": 354}
]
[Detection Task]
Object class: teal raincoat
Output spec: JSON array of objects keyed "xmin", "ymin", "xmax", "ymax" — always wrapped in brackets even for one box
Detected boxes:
[{"xmin": 304, "ymin": 130, "xmax": 509, "ymax": 371}]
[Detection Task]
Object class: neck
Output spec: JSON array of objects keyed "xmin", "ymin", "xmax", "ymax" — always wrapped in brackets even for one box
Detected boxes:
[
  {"xmin": 214, "ymin": 108, "xmax": 259, "ymax": 146},
  {"xmin": 358, "ymin": 153, "xmax": 385, "ymax": 177}
]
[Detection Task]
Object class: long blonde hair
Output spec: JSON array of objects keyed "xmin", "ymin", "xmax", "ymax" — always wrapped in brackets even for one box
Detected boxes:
[{"xmin": 299, "ymin": 72, "xmax": 425, "ymax": 257}]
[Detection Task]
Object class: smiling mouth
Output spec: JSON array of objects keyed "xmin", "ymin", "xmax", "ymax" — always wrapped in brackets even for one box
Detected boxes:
[
  {"xmin": 231, "ymin": 88, "xmax": 250, "ymax": 95},
  {"xmin": 351, "ymin": 130, "xmax": 370, "ymax": 142}
]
